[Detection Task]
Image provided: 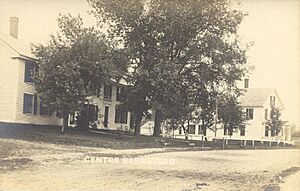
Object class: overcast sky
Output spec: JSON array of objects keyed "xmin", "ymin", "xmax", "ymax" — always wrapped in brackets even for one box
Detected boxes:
[{"xmin": 0, "ymin": 0, "xmax": 299, "ymax": 127}]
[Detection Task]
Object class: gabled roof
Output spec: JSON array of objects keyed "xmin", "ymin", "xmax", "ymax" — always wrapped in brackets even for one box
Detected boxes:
[
  {"xmin": 0, "ymin": 33, "xmax": 36, "ymax": 60},
  {"xmin": 239, "ymin": 88, "xmax": 284, "ymax": 109}
]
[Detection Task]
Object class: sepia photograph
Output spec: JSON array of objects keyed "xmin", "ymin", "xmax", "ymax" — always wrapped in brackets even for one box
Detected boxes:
[{"xmin": 0, "ymin": 0, "xmax": 299, "ymax": 190}]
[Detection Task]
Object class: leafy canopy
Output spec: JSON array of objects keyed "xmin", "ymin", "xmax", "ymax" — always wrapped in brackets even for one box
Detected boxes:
[
  {"xmin": 88, "ymin": 0, "xmax": 250, "ymax": 135},
  {"xmin": 33, "ymin": 14, "xmax": 127, "ymax": 114}
]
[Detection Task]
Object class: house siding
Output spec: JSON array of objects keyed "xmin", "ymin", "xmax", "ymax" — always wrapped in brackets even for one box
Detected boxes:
[
  {"xmin": 13, "ymin": 59, "xmax": 61, "ymax": 126},
  {"xmin": 243, "ymin": 107, "xmax": 264, "ymax": 139},
  {"xmin": 0, "ymin": 40, "xmax": 19, "ymax": 122}
]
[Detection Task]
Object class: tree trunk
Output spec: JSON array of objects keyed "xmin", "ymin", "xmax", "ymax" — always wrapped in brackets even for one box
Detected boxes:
[
  {"xmin": 134, "ymin": 112, "xmax": 142, "ymax": 135},
  {"xmin": 153, "ymin": 109, "xmax": 162, "ymax": 137},
  {"xmin": 61, "ymin": 108, "xmax": 69, "ymax": 133}
]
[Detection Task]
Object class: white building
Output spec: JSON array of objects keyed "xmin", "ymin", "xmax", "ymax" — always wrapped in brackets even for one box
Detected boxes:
[
  {"xmin": 77, "ymin": 83, "xmax": 131, "ymax": 131},
  {"xmin": 0, "ymin": 17, "xmax": 61, "ymax": 126},
  {"xmin": 239, "ymin": 88, "xmax": 286, "ymax": 140},
  {"xmin": 142, "ymin": 79, "xmax": 291, "ymax": 142},
  {"xmin": 0, "ymin": 17, "xmax": 131, "ymax": 130}
]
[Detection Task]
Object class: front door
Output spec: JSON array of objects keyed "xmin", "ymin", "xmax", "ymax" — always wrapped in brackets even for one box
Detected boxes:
[{"xmin": 104, "ymin": 106, "xmax": 109, "ymax": 128}]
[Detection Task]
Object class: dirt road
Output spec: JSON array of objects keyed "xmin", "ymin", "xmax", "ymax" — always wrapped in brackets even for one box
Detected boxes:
[{"xmin": 0, "ymin": 138, "xmax": 299, "ymax": 191}]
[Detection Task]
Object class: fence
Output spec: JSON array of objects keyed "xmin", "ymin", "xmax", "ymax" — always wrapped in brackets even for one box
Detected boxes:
[{"xmin": 171, "ymin": 134, "xmax": 295, "ymax": 149}]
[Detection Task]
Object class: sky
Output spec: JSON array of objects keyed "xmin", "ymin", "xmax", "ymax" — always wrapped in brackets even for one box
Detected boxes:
[
  {"xmin": 0, "ymin": 0, "xmax": 299, "ymax": 127},
  {"xmin": 237, "ymin": 0, "xmax": 300, "ymax": 127}
]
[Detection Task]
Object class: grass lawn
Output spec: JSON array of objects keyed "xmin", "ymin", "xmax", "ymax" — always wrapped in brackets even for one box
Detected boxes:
[
  {"xmin": 0, "ymin": 123, "xmax": 213, "ymax": 150},
  {"xmin": 0, "ymin": 122, "xmax": 295, "ymax": 154}
]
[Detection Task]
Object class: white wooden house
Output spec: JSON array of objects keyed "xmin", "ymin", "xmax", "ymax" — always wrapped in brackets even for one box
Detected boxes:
[
  {"xmin": 0, "ymin": 17, "xmax": 61, "ymax": 126},
  {"xmin": 77, "ymin": 82, "xmax": 131, "ymax": 131},
  {"xmin": 142, "ymin": 79, "xmax": 291, "ymax": 142},
  {"xmin": 0, "ymin": 30, "xmax": 130, "ymax": 128},
  {"xmin": 0, "ymin": 17, "xmax": 131, "ymax": 130}
]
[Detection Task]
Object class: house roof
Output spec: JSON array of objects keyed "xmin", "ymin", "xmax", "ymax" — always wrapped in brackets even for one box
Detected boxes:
[
  {"xmin": 0, "ymin": 33, "xmax": 36, "ymax": 60},
  {"xmin": 239, "ymin": 88, "xmax": 284, "ymax": 109}
]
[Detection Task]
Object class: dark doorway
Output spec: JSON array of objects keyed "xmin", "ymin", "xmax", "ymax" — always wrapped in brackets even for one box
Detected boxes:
[{"xmin": 104, "ymin": 106, "xmax": 109, "ymax": 128}]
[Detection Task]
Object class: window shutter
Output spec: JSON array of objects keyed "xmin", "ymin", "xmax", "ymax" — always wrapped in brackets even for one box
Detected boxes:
[
  {"xmin": 250, "ymin": 109, "xmax": 254, "ymax": 119},
  {"xmin": 116, "ymin": 87, "xmax": 120, "ymax": 101},
  {"xmin": 23, "ymin": 94, "xmax": 27, "ymax": 113},
  {"xmin": 244, "ymin": 78, "xmax": 249, "ymax": 88},
  {"xmin": 115, "ymin": 108, "xmax": 119, "ymax": 123},
  {"xmin": 33, "ymin": 95, "xmax": 37, "ymax": 115},
  {"xmin": 24, "ymin": 62, "xmax": 30, "ymax": 82}
]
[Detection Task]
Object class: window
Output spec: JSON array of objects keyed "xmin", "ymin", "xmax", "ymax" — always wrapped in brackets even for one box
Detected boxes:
[
  {"xmin": 104, "ymin": 85, "xmax": 112, "ymax": 100},
  {"xmin": 188, "ymin": 125, "xmax": 196, "ymax": 134},
  {"xmin": 40, "ymin": 99, "xmax": 49, "ymax": 115},
  {"xmin": 224, "ymin": 127, "xmax": 228, "ymax": 135},
  {"xmin": 198, "ymin": 125, "xmax": 204, "ymax": 135},
  {"xmin": 23, "ymin": 93, "xmax": 33, "ymax": 114},
  {"xmin": 104, "ymin": 107, "xmax": 109, "ymax": 127},
  {"xmin": 265, "ymin": 126, "xmax": 269, "ymax": 137},
  {"xmin": 69, "ymin": 113, "xmax": 76, "ymax": 125},
  {"xmin": 116, "ymin": 87, "xmax": 123, "ymax": 101},
  {"xmin": 240, "ymin": 127, "xmax": 245, "ymax": 136},
  {"xmin": 271, "ymin": 129, "xmax": 276, "ymax": 137},
  {"xmin": 179, "ymin": 127, "xmax": 182, "ymax": 135},
  {"xmin": 270, "ymin": 96, "xmax": 276, "ymax": 107},
  {"xmin": 244, "ymin": 78, "xmax": 249, "ymax": 88},
  {"xmin": 246, "ymin": 108, "xmax": 254, "ymax": 120},
  {"xmin": 115, "ymin": 108, "xmax": 128, "ymax": 124},
  {"xmin": 24, "ymin": 61, "xmax": 35, "ymax": 83},
  {"xmin": 88, "ymin": 105, "xmax": 98, "ymax": 123}
]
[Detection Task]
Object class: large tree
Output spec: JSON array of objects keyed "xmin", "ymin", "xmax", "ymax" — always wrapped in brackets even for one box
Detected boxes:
[
  {"xmin": 33, "ymin": 14, "xmax": 126, "ymax": 132},
  {"xmin": 88, "ymin": 0, "xmax": 250, "ymax": 136}
]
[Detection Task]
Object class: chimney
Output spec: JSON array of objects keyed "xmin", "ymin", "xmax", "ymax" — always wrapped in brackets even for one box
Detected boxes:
[{"xmin": 10, "ymin": 17, "xmax": 19, "ymax": 39}]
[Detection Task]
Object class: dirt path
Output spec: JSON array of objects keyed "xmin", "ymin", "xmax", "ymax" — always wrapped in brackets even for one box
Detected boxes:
[
  {"xmin": 0, "ymin": 138, "xmax": 299, "ymax": 191},
  {"xmin": 280, "ymin": 171, "xmax": 300, "ymax": 191}
]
